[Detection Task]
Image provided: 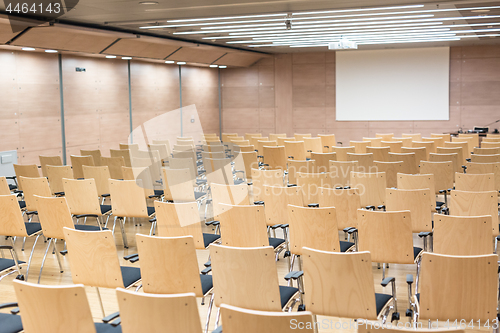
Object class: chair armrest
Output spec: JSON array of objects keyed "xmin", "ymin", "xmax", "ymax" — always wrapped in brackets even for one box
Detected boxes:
[
  {"xmin": 205, "ymin": 220, "xmax": 219, "ymax": 226},
  {"xmin": 123, "ymin": 254, "xmax": 139, "ymax": 261},
  {"xmin": 288, "ymin": 156, "xmax": 294, "ymax": 159},
  {"xmin": 466, "ymin": 158, "xmax": 471, "ymax": 162},
  {"xmin": 381, "ymin": 276, "xmax": 395, "ymax": 287},
  {"xmin": 438, "ymin": 190, "xmax": 446, "ymax": 194},
  {"xmin": 280, "ymin": 224, "xmax": 289, "ymax": 228},
  {"xmin": 201, "ymin": 267, "xmax": 212, "ymax": 275},
  {"xmin": 335, "ymin": 187, "xmax": 343, "ymax": 189},
  {"xmin": 0, "ymin": 302, "xmax": 18, "ymax": 311},
  {"xmin": 5, "ymin": 176, "xmax": 16, "ymax": 180},
  {"xmin": 254, "ymin": 201, "xmax": 265, "ymax": 205},
  {"xmin": 365, "ymin": 205, "xmax": 375, "ymax": 210},
  {"xmin": 344, "ymin": 186, "xmax": 351, "ymax": 189},
  {"xmin": 287, "ymin": 184, "xmax": 297, "ymax": 187},
  {"xmin": 308, "ymin": 203, "xmax": 319, "ymax": 208},
  {"xmin": 271, "ymin": 224, "xmax": 282, "ymax": 229},
  {"xmin": 377, "ymin": 205, "xmax": 385, "ymax": 211},
  {"xmin": 204, "ymin": 260, "xmax": 211, "ymax": 267},
  {"xmin": 418, "ymin": 232, "xmax": 432, "ymax": 238},
  {"xmin": 102, "ymin": 311, "xmax": 120, "ymax": 324},
  {"xmin": 284, "ymin": 271, "xmax": 304, "ymax": 281},
  {"xmin": 149, "ymin": 218, "xmax": 156, "ymax": 223},
  {"xmin": 110, "ymin": 318, "xmax": 121, "ymax": 327},
  {"xmin": 130, "ymin": 257, "xmax": 140, "ymax": 263},
  {"xmin": 0, "ymin": 245, "xmax": 13, "ymax": 250}
]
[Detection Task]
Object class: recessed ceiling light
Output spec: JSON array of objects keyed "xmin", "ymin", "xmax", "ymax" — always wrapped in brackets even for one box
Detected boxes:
[
  {"xmin": 21, "ymin": 47, "xmax": 35, "ymax": 51},
  {"xmin": 165, "ymin": 60, "xmax": 175, "ymax": 64},
  {"xmin": 209, "ymin": 64, "xmax": 218, "ymax": 68},
  {"xmin": 45, "ymin": 49, "xmax": 58, "ymax": 53},
  {"xmin": 106, "ymin": 55, "xmax": 117, "ymax": 58},
  {"xmin": 122, "ymin": 57, "xmax": 132, "ymax": 60},
  {"xmin": 471, "ymin": 9, "xmax": 490, "ymax": 13},
  {"xmin": 177, "ymin": 62, "xmax": 186, "ymax": 65},
  {"xmin": 139, "ymin": 1, "xmax": 158, "ymax": 4},
  {"xmin": 219, "ymin": 65, "xmax": 227, "ymax": 68}
]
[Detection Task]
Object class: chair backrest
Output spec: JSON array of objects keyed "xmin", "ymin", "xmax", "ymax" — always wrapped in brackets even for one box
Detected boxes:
[
  {"xmin": 110, "ymin": 149, "xmax": 131, "ymax": 167},
  {"xmin": 19, "ymin": 176, "xmax": 52, "ymax": 211},
  {"xmin": 218, "ymin": 204, "xmax": 269, "ymax": 247},
  {"xmin": 381, "ymin": 140, "xmax": 403, "ymax": 153},
  {"xmin": 35, "ymin": 195, "xmax": 76, "ymax": 240},
  {"xmin": 393, "ymin": 137, "xmax": 412, "ymax": 148},
  {"xmin": 277, "ymin": 137, "xmax": 295, "ymax": 146},
  {"xmin": 449, "ymin": 190, "xmax": 498, "ymax": 236},
  {"xmin": 429, "ymin": 153, "xmax": 460, "ymax": 174},
  {"xmin": 294, "ymin": 133, "xmax": 311, "ymax": 141},
  {"xmin": 169, "ymin": 157, "xmax": 198, "ymax": 183},
  {"xmin": 481, "ymin": 142, "xmax": 500, "ymax": 149},
  {"xmin": 262, "ymin": 146, "xmax": 287, "ymax": 170},
  {"xmin": 238, "ymin": 145, "xmax": 255, "ymax": 153},
  {"xmin": 329, "ymin": 161, "xmax": 358, "ymax": 187},
  {"xmin": 318, "ymin": 187, "xmax": 360, "ymax": 229},
  {"xmin": 221, "ymin": 304, "xmax": 313, "ymax": 333},
  {"xmin": 0, "ymin": 176, "xmax": 10, "ymax": 195},
  {"xmin": 402, "ymin": 133, "xmax": 421, "ymax": 141},
  {"xmin": 433, "ymin": 215, "xmax": 493, "ymax": 255},
  {"xmin": 287, "ymin": 160, "xmax": 314, "ymax": 185},
  {"xmin": 358, "ymin": 209, "xmax": 414, "ymax": 264},
  {"xmin": 70, "ymin": 155, "xmax": 95, "ymax": 179},
  {"xmin": 63, "ymin": 178, "xmax": 101, "ymax": 216},
  {"xmin": 388, "ymin": 152, "xmax": 417, "ymax": 174},
  {"xmin": 262, "ymin": 185, "xmax": 304, "ymax": 227},
  {"xmin": 471, "ymin": 154, "xmax": 500, "ymax": 163},
  {"xmin": 162, "ymin": 168, "xmax": 195, "ymax": 202},
  {"xmin": 268, "ymin": 133, "xmax": 286, "ymax": 141},
  {"xmin": 444, "ymin": 141, "xmax": 469, "ymax": 162},
  {"xmin": 302, "ymin": 248, "xmax": 378, "ymax": 320},
  {"xmin": 318, "ymin": 134, "xmax": 336, "ymax": 152},
  {"xmin": 211, "ymin": 183, "xmax": 250, "ymax": 219},
  {"xmin": 256, "ymin": 140, "xmax": 277, "ymax": 155},
  {"xmin": 119, "ymin": 143, "xmax": 139, "ymax": 152},
  {"xmin": 386, "ymin": 188, "xmax": 433, "ymax": 233},
  {"xmin": 136, "ymin": 234, "xmax": 203, "ymax": 295},
  {"xmin": 296, "ymin": 172, "xmax": 331, "ymax": 205},
  {"xmin": 436, "ymin": 147, "xmax": 464, "ymax": 168},
  {"xmin": 109, "ymin": 179, "xmax": 149, "ymax": 218},
  {"xmin": 350, "ymin": 172, "xmax": 387, "ymax": 207},
  {"xmin": 148, "ymin": 143, "xmax": 171, "ymax": 162},
  {"xmin": 455, "ymin": 172, "xmax": 496, "ymax": 192},
  {"xmin": 453, "ymin": 135, "xmax": 474, "ymax": 154},
  {"xmin": 82, "ymin": 165, "xmax": 111, "ymax": 196},
  {"xmin": 46, "ymin": 165, "xmax": 73, "ymax": 195},
  {"xmin": 63, "ymin": 228, "xmax": 124, "ymax": 288},
  {"xmin": 373, "ymin": 161, "xmax": 405, "ymax": 188},
  {"xmin": 117, "ymin": 289, "xmax": 203, "ymax": 333},
  {"xmin": 201, "ymin": 151, "xmax": 225, "ymax": 159},
  {"xmin": 210, "ymin": 244, "xmax": 281, "ymax": 310},
  {"xmin": 100, "ymin": 156, "xmax": 125, "ymax": 180},
  {"xmin": 376, "ymin": 133, "xmax": 394, "ymax": 141},
  {"xmin": 347, "ymin": 153, "xmax": 374, "ymax": 171},
  {"xmin": 122, "ymin": 166, "xmax": 155, "ymax": 198},
  {"xmin": 332, "ymin": 146, "xmax": 355, "ymax": 161},
  {"xmin": 39, "ymin": 155, "xmax": 62, "ymax": 177},
  {"xmin": 0, "ymin": 194, "xmax": 30, "ymax": 237},
  {"xmin": 418, "ymin": 252, "xmax": 497, "ymax": 321},
  {"xmin": 397, "ymin": 173, "xmax": 436, "ymax": 197},
  {"xmin": 13, "ymin": 164, "xmax": 40, "ymax": 191},
  {"xmin": 222, "ymin": 133, "xmax": 239, "ymax": 141},
  {"xmin": 152, "ymin": 139, "xmax": 171, "ymax": 149},
  {"xmin": 154, "ymin": 201, "xmax": 205, "ymax": 249},
  {"xmin": 14, "ymin": 281, "xmax": 97, "ymax": 333},
  {"xmin": 422, "ymin": 137, "xmax": 443, "ymax": 152},
  {"xmin": 251, "ymin": 168, "xmax": 283, "ymax": 202},
  {"xmin": 465, "ymin": 161, "xmax": 500, "ymax": 191},
  {"xmin": 288, "ymin": 205, "xmax": 340, "ymax": 255},
  {"xmin": 474, "ymin": 147, "xmax": 500, "ymax": 155},
  {"xmin": 458, "ymin": 133, "xmax": 479, "ymax": 150},
  {"xmin": 303, "ymin": 137, "xmax": 322, "ymax": 158},
  {"xmin": 350, "ymin": 141, "xmax": 370, "ymax": 154},
  {"xmin": 311, "ymin": 152, "xmax": 337, "ymax": 173},
  {"xmin": 366, "ymin": 146, "xmax": 390, "ymax": 162},
  {"xmin": 231, "ymin": 140, "xmax": 250, "ymax": 147},
  {"xmin": 80, "ymin": 149, "xmax": 102, "ymax": 166},
  {"xmin": 401, "ymin": 147, "xmax": 426, "ymax": 169},
  {"xmin": 431, "ymin": 133, "xmax": 450, "ymax": 141},
  {"xmin": 419, "ymin": 161, "xmax": 454, "ymax": 192},
  {"xmin": 284, "ymin": 141, "xmax": 306, "ymax": 161},
  {"xmin": 412, "ymin": 140, "xmax": 435, "ymax": 157},
  {"xmin": 250, "ymin": 136, "xmax": 268, "ymax": 149},
  {"xmin": 204, "ymin": 158, "xmax": 234, "ymax": 185},
  {"xmin": 172, "ymin": 150, "xmax": 197, "ymax": 170},
  {"xmin": 245, "ymin": 133, "xmax": 262, "ymax": 140},
  {"xmin": 362, "ymin": 137, "xmax": 383, "ymax": 147},
  {"xmin": 239, "ymin": 151, "xmax": 258, "ymax": 181}
]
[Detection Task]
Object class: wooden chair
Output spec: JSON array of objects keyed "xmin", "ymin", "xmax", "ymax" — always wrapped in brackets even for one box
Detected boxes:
[
  {"xmin": 148, "ymin": 143, "xmax": 171, "ymax": 165},
  {"xmin": 251, "ymin": 169, "xmax": 283, "ymax": 202},
  {"xmin": 366, "ymin": 146, "xmax": 390, "ymax": 162},
  {"xmin": 453, "ymin": 135, "xmax": 474, "ymax": 154},
  {"xmin": 420, "ymin": 161, "xmax": 454, "ymax": 194},
  {"xmin": 350, "ymin": 140, "xmax": 370, "ymax": 154},
  {"xmin": 310, "ymin": 152, "xmax": 336, "ymax": 173},
  {"xmin": 256, "ymin": 140, "xmax": 277, "ymax": 156},
  {"xmin": 82, "ymin": 165, "xmax": 111, "ymax": 203},
  {"xmin": 63, "ymin": 228, "xmax": 141, "ymax": 316},
  {"xmin": 174, "ymin": 144, "xmax": 195, "ymax": 152},
  {"xmin": 381, "ymin": 140, "xmax": 403, "ymax": 153},
  {"xmin": 70, "ymin": 155, "xmax": 94, "ymax": 179},
  {"xmin": 277, "ymin": 137, "xmax": 295, "ymax": 146},
  {"xmin": 204, "ymin": 157, "xmax": 242, "ymax": 186},
  {"xmin": 13, "ymin": 164, "xmax": 40, "ymax": 191},
  {"xmin": 408, "ymin": 252, "xmax": 497, "ymax": 324},
  {"xmin": 465, "ymin": 161, "xmax": 500, "ymax": 191},
  {"xmin": 0, "ymin": 195, "xmax": 42, "ymax": 281},
  {"xmin": 108, "ymin": 179, "xmax": 156, "ymax": 248},
  {"xmin": 269, "ymin": 133, "xmax": 287, "ymax": 141},
  {"xmin": 250, "ymin": 136, "xmax": 269, "ymax": 149},
  {"xmin": 329, "ymin": 161, "xmax": 358, "ymax": 187},
  {"xmin": 245, "ymin": 133, "xmax": 262, "ymax": 140},
  {"xmin": 482, "ymin": 142, "xmax": 500, "ymax": 149},
  {"xmin": 455, "ymin": 172, "xmax": 496, "ymax": 192},
  {"xmin": 318, "ymin": 187, "xmax": 360, "ymax": 231},
  {"xmin": 116, "ymin": 289, "xmax": 205, "ymax": 333},
  {"xmin": 46, "ymin": 165, "xmax": 73, "ymax": 196},
  {"xmin": 397, "ymin": 173, "xmax": 438, "ymax": 209},
  {"xmin": 436, "ymin": 147, "xmax": 464, "ymax": 169},
  {"xmin": 238, "ymin": 145, "xmax": 255, "ymax": 153},
  {"xmin": 347, "ymin": 153, "xmax": 374, "ymax": 171},
  {"xmin": 110, "ymin": 149, "xmax": 132, "ymax": 167},
  {"xmin": 219, "ymin": 304, "xmax": 314, "ymax": 333},
  {"xmin": 402, "ymin": 133, "xmax": 421, "ymax": 141},
  {"xmin": 231, "ymin": 139, "xmax": 250, "ymax": 147},
  {"xmin": 412, "ymin": 140, "xmax": 435, "ymax": 157},
  {"xmin": 152, "ymin": 138, "xmax": 171, "ymax": 149},
  {"xmin": 38, "ymin": 155, "xmax": 62, "ymax": 178},
  {"xmin": 424, "ymin": 136, "xmax": 445, "ymax": 150},
  {"xmin": 303, "ymin": 137, "xmax": 322, "ymax": 159},
  {"xmin": 239, "ymin": 151, "xmax": 259, "ymax": 182},
  {"xmin": 262, "ymin": 146, "xmax": 287, "ymax": 171},
  {"xmin": 162, "ymin": 168, "xmax": 207, "ymax": 207},
  {"xmin": 172, "ymin": 150, "xmax": 199, "ymax": 173},
  {"xmin": 287, "ymin": 160, "xmax": 313, "ymax": 186},
  {"xmin": 386, "ymin": 188, "xmax": 433, "ymax": 234},
  {"xmin": 120, "ymin": 143, "xmax": 140, "ymax": 152},
  {"xmin": 294, "ymin": 133, "xmax": 311, "ymax": 141},
  {"xmin": 350, "ymin": 172, "xmax": 387, "ymax": 208},
  {"xmin": 363, "ymin": 137, "xmax": 383, "ymax": 147},
  {"xmin": 401, "ymin": 147, "xmax": 426, "ymax": 169},
  {"xmin": 80, "ymin": 149, "xmax": 102, "ymax": 166},
  {"xmin": 210, "ymin": 244, "xmax": 300, "ymax": 317},
  {"xmin": 170, "ymin": 157, "xmax": 205, "ymax": 189},
  {"xmin": 331, "ymin": 146, "xmax": 355, "ymax": 161},
  {"xmin": 431, "ymin": 133, "xmax": 450, "ymax": 141},
  {"xmin": 302, "ymin": 248, "xmax": 398, "ymax": 323},
  {"xmin": 376, "ymin": 133, "xmax": 394, "ymax": 141},
  {"xmin": 458, "ymin": 133, "xmax": 479, "ymax": 150},
  {"xmin": 296, "ymin": 172, "xmax": 331, "ymax": 205},
  {"xmin": 429, "ymin": 153, "xmax": 460, "ymax": 174},
  {"xmin": 284, "ymin": 141, "xmax": 306, "ymax": 161},
  {"xmin": 0, "ymin": 176, "xmax": 11, "ymax": 195},
  {"xmin": 210, "ymin": 182, "xmax": 250, "ymax": 233},
  {"xmin": 262, "ymin": 185, "xmax": 304, "ymax": 230},
  {"xmin": 201, "ymin": 151, "xmax": 225, "ymax": 160},
  {"xmin": 433, "ymin": 215, "xmax": 493, "ymax": 255},
  {"xmin": 13, "ymin": 281, "xmax": 122, "ymax": 333},
  {"xmin": 318, "ymin": 134, "xmax": 336, "ymax": 152},
  {"xmin": 100, "ymin": 156, "xmax": 126, "ymax": 180},
  {"xmin": 471, "ymin": 154, "xmax": 500, "ymax": 163},
  {"xmin": 474, "ymin": 147, "xmax": 500, "ymax": 155},
  {"xmin": 122, "ymin": 166, "xmax": 161, "ymax": 200},
  {"xmin": 444, "ymin": 141, "xmax": 469, "ymax": 162},
  {"xmin": 19, "ymin": 176, "xmax": 52, "ymax": 217},
  {"xmin": 358, "ymin": 210, "xmax": 423, "ymax": 279},
  {"xmin": 388, "ymin": 152, "xmax": 417, "ymax": 174},
  {"xmin": 393, "ymin": 137, "xmax": 412, "ymax": 148},
  {"xmin": 374, "ymin": 161, "xmax": 405, "ymax": 188}
]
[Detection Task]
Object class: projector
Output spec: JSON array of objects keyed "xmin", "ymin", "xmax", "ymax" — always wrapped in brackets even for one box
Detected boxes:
[{"xmin": 329, "ymin": 38, "xmax": 358, "ymax": 50}]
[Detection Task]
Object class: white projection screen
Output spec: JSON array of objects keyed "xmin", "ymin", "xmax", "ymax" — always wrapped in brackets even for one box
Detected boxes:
[{"xmin": 336, "ymin": 47, "xmax": 450, "ymax": 121}]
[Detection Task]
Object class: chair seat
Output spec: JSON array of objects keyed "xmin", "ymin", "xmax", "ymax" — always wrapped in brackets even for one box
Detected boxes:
[
  {"xmin": 195, "ymin": 192, "xmax": 206, "ymax": 200},
  {"xmin": 0, "ymin": 313, "xmax": 23, "ymax": 333},
  {"xmin": 200, "ymin": 274, "xmax": 213, "ymax": 295},
  {"xmin": 95, "ymin": 323, "xmax": 122, "ymax": 333},
  {"xmin": 120, "ymin": 266, "xmax": 141, "ymax": 289},
  {"xmin": 8, "ymin": 184, "xmax": 17, "ymax": 191},
  {"xmin": 100, "ymin": 205, "xmax": 112, "ymax": 215},
  {"xmin": 375, "ymin": 293, "xmax": 393, "ymax": 315},
  {"xmin": 339, "ymin": 241, "xmax": 355, "ymax": 252},
  {"xmin": 413, "ymin": 247, "xmax": 423, "ymax": 260},
  {"xmin": 436, "ymin": 201, "xmax": 444, "ymax": 207},
  {"xmin": 203, "ymin": 233, "xmax": 221, "ymax": 248},
  {"xmin": 24, "ymin": 223, "xmax": 41, "ymax": 236},
  {"xmin": 0, "ymin": 258, "xmax": 25, "ymax": 273},
  {"xmin": 279, "ymin": 285, "xmax": 299, "ymax": 309},
  {"xmin": 268, "ymin": 237, "xmax": 285, "ymax": 249},
  {"xmin": 147, "ymin": 206, "xmax": 155, "ymax": 216},
  {"xmin": 18, "ymin": 201, "xmax": 25, "ymax": 209},
  {"xmin": 154, "ymin": 190, "xmax": 164, "ymax": 196},
  {"xmin": 74, "ymin": 225, "xmax": 104, "ymax": 232}
]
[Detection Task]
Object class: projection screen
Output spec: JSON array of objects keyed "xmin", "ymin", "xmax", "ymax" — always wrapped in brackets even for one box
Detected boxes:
[{"xmin": 335, "ymin": 47, "xmax": 450, "ymax": 121}]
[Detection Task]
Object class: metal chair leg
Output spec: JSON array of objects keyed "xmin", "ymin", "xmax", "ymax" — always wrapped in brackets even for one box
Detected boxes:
[
  {"xmin": 204, "ymin": 293, "xmax": 215, "ymax": 333},
  {"xmin": 37, "ymin": 238, "xmax": 52, "ymax": 284},
  {"xmin": 96, "ymin": 287, "xmax": 106, "ymax": 317},
  {"xmin": 53, "ymin": 239, "xmax": 63, "ymax": 273},
  {"xmin": 120, "ymin": 217, "xmax": 129, "ymax": 248},
  {"xmin": 25, "ymin": 234, "xmax": 41, "ymax": 282}
]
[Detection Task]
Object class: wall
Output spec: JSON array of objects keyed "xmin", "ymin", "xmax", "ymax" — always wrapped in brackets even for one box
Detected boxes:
[
  {"xmin": 221, "ymin": 45, "xmax": 500, "ymax": 143},
  {"xmin": 0, "ymin": 49, "xmax": 220, "ymax": 165}
]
